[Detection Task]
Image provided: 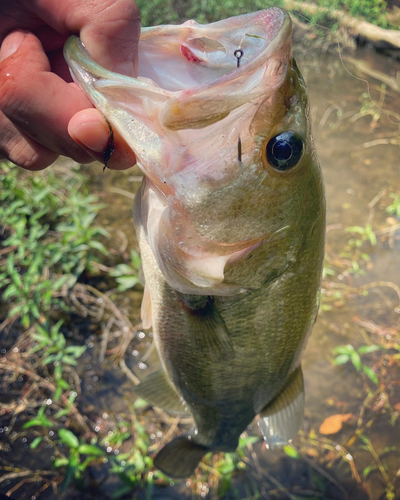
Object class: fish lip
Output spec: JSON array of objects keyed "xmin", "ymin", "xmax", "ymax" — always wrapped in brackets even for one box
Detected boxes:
[{"xmin": 64, "ymin": 8, "xmax": 292, "ymax": 95}]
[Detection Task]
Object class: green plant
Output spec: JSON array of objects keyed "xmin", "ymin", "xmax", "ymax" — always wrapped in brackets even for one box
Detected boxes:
[
  {"xmin": 0, "ymin": 162, "xmax": 109, "ymax": 328},
  {"xmin": 109, "ymin": 250, "xmax": 141, "ymax": 291},
  {"xmin": 332, "ymin": 343, "xmax": 381, "ymax": 384},
  {"xmin": 136, "ymin": 0, "xmax": 282, "ymax": 26},
  {"xmin": 312, "ymin": 0, "xmax": 393, "ymax": 28},
  {"xmin": 214, "ymin": 435, "xmax": 259, "ymax": 496},
  {"xmin": 107, "ymin": 405, "xmax": 165, "ymax": 499},
  {"xmin": 22, "ymin": 403, "xmax": 53, "ymax": 431},
  {"xmin": 31, "ymin": 320, "xmax": 86, "ymax": 400},
  {"xmin": 359, "ymin": 434, "xmax": 396, "ymax": 500},
  {"xmin": 386, "ymin": 193, "xmax": 400, "ymax": 218},
  {"xmin": 345, "ymin": 224, "xmax": 377, "ymax": 248},
  {"xmin": 54, "ymin": 429, "xmax": 105, "ymax": 491}
]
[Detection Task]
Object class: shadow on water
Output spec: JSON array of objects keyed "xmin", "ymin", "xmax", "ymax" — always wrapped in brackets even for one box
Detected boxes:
[{"xmin": 1, "ymin": 45, "xmax": 400, "ymax": 500}]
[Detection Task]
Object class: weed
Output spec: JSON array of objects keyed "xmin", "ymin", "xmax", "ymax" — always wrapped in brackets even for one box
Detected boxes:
[
  {"xmin": 0, "ymin": 162, "xmax": 109, "ymax": 329},
  {"xmin": 31, "ymin": 320, "xmax": 86, "ymax": 400},
  {"xmin": 136, "ymin": 0, "xmax": 282, "ymax": 25},
  {"xmin": 345, "ymin": 223, "xmax": 377, "ymax": 248},
  {"xmin": 54, "ymin": 429, "xmax": 105, "ymax": 492},
  {"xmin": 136, "ymin": 0, "xmax": 395, "ymax": 29},
  {"xmin": 109, "ymin": 250, "xmax": 141, "ymax": 291},
  {"xmin": 332, "ymin": 343, "xmax": 381, "ymax": 383},
  {"xmin": 386, "ymin": 193, "xmax": 400, "ymax": 218}
]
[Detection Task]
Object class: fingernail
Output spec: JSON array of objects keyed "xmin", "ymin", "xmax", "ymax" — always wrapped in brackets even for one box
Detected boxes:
[
  {"xmin": 69, "ymin": 119, "xmax": 110, "ymax": 153},
  {"xmin": 0, "ymin": 31, "xmax": 27, "ymax": 62}
]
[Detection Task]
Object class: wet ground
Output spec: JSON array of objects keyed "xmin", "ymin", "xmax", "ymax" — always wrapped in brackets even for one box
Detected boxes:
[{"xmin": 1, "ymin": 44, "xmax": 400, "ymax": 500}]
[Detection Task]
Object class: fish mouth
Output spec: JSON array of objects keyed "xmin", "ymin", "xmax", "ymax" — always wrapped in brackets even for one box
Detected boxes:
[
  {"xmin": 138, "ymin": 8, "xmax": 291, "ymax": 90},
  {"xmin": 64, "ymin": 8, "xmax": 292, "ymax": 132}
]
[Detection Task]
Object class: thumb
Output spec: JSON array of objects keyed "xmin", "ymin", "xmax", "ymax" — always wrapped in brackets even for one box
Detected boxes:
[
  {"xmin": 35, "ymin": 0, "xmax": 141, "ymax": 76},
  {"xmin": 79, "ymin": 0, "xmax": 141, "ymax": 76}
]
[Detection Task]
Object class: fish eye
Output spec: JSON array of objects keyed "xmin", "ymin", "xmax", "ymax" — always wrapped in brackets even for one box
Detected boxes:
[{"xmin": 266, "ymin": 131, "xmax": 303, "ymax": 171}]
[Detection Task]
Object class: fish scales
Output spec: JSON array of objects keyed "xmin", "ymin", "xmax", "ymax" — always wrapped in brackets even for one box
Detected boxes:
[{"xmin": 65, "ymin": 6, "xmax": 326, "ymax": 478}]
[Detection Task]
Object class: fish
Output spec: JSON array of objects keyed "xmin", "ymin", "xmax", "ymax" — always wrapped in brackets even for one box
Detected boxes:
[{"xmin": 64, "ymin": 7, "xmax": 326, "ymax": 478}]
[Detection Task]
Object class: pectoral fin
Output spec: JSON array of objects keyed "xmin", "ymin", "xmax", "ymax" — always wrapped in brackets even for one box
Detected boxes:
[
  {"xmin": 140, "ymin": 283, "xmax": 152, "ymax": 329},
  {"xmin": 134, "ymin": 369, "xmax": 188, "ymax": 414},
  {"xmin": 258, "ymin": 367, "xmax": 304, "ymax": 448},
  {"xmin": 154, "ymin": 434, "xmax": 209, "ymax": 478},
  {"xmin": 181, "ymin": 296, "xmax": 235, "ymax": 360}
]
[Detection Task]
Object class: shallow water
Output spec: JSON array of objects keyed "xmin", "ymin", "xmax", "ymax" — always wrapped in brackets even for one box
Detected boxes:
[
  {"xmin": 1, "ymin": 45, "xmax": 400, "ymax": 500},
  {"xmin": 82, "ymin": 45, "xmax": 400, "ymax": 499}
]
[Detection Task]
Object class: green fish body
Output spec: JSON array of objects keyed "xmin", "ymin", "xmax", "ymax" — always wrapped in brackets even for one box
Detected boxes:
[{"xmin": 65, "ymin": 7, "xmax": 325, "ymax": 478}]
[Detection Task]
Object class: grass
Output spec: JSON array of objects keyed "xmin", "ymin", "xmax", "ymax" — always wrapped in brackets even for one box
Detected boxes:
[{"xmin": 136, "ymin": 0, "xmax": 398, "ymax": 30}]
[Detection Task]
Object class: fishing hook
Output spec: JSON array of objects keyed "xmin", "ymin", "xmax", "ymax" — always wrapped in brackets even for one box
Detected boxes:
[{"xmin": 234, "ymin": 48, "xmax": 243, "ymax": 68}]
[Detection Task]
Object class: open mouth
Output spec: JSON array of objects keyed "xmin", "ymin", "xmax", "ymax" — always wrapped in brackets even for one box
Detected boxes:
[
  {"xmin": 64, "ymin": 7, "xmax": 292, "ymax": 137},
  {"xmin": 137, "ymin": 8, "xmax": 291, "ymax": 92},
  {"xmin": 64, "ymin": 8, "xmax": 291, "ymax": 97}
]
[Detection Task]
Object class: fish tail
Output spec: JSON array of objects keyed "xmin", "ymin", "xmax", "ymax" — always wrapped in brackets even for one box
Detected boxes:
[{"xmin": 154, "ymin": 434, "xmax": 209, "ymax": 478}]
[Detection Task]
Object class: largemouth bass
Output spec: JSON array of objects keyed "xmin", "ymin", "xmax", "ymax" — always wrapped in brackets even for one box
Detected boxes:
[{"xmin": 64, "ymin": 7, "xmax": 325, "ymax": 478}]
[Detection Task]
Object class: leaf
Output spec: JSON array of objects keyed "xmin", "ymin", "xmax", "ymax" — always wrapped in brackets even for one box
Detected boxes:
[
  {"xmin": 110, "ymin": 264, "xmax": 135, "ymax": 276},
  {"xmin": 345, "ymin": 226, "xmax": 365, "ymax": 234},
  {"xmin": 358, "ymin": 345, "xmax": 382, "ymax": 354},
  {"xmin": 30, "ymin": 303, "xmax": 41, "ymax": 319},
  {"xmin": 78, "ymin": 444, "xmax": 105, "ymax": 456},
  {"xmin": 332, "ymin": 344, "xmax": 355, "ymax": 355},
  {"xmin": 61, "ymin": 355, "xmax": 78, "ymax": 366},
  {"xmin": 58, "ymin": 428, "xmax": 79, "ymax": 449},
  {"xmin": 350, "ymin": 352, "xmax": 362, "ymax": 372},
  {"xmin": 53, "ymin": 275, "xmax": 71, "ymax": 291},
  {"xmin": 42, "ymin": 354, "xmax": 61, "ymax": 365},
  {"xmin": 133, "ymin": 398, "xmax": 149, "ymax": 410},
  {"xmin": 333, "ymin": 354, "xmax": 350, "ymax": 365},
  {"xmin": 23, "ymin": 419, "xmax": 43, "ymax": 429},
  {"xmin": 319, "ymin": 414, "xmax": 353, "ymax": 435},
  {"xmin": 130, "ymin": 250, "xmax": 141, "ymax": 268},
  {"xmin": 238, "ymin": 435, "xmax": 259, "ymax": 448},
  {"xmin": 218, "ymin": 462, "xmax": 236, "ymax": 474},
  {"xmin": 88, "ymin": 240, "xmax": 109, "ymax": 255},
  {"xmin": 30, "ymin": 437, "xmax": 44, "ymax": 449},
  {"xmin": 61, "ymin": 463, "xmax": 77, "ymax": 493},
  {"xmin": 117, "ymin": 276, "xmax": 140, "ymax": 291},
  {"xmin": 54, "ymin": 406, "xmax": 72, "ymax": 419},
  {"xmin": 283, "ymin": 445, "xmax": 300, "ymax": 459},
  {"xmin": 362, "ymin": 365, "xmax": 379, "ymax": 385},
  {"xmin": 51, "ymin": 319, "xmax": 64, "ymax": 340},
  {"xmin": 3, "ymin": 284, "xmax": 18, "ymax": 301},
  {"xmin": 54, "ymin": 457, "xmax": 69, "ymax": 468},
  {"xmin": 64, "ymin": 345, "xmax": 86, "ymax": 358}
]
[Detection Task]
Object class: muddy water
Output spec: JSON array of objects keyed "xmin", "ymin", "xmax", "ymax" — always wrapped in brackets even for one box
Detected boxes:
[{"xmin": 78, "ymin": 46, "xmax": 400, "ymax": 499}]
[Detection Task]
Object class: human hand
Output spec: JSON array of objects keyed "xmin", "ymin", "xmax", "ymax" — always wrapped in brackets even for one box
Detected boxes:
[{"xmin": 0, "ymin": 0, "xmax": 140, "ymax": 170}]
